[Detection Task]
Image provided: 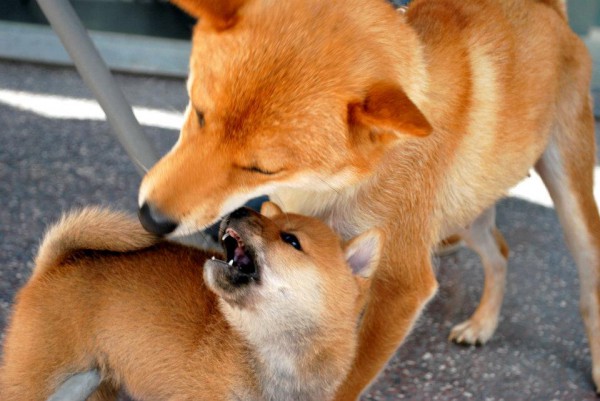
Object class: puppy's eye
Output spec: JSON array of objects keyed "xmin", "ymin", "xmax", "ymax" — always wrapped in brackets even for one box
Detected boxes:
[
  {"xmin": 280, "ymin": 232, "xmax": 302, "ymax": 251},
  {"xmin": 196, "ymin": 110, "xmax": 205, "ymax": 127}
]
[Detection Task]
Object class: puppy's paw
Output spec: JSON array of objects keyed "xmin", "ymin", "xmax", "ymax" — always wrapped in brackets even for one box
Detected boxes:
[
  {"xmin": 593, "ymin": 367, "xmax": 600, "ymax": 394},
  {"xmin": 448, "ymin": 318, "xmax": 496, "ymax": 345}
]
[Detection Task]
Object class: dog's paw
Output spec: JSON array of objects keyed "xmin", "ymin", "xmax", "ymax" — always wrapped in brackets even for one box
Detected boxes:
[
  {"xmin": 594, "ymin": 367, "xmax": 600, "ymax": 394},
  {"xmin": 448, "ymin": 318, "xmax": 496, "ymax": 345}
]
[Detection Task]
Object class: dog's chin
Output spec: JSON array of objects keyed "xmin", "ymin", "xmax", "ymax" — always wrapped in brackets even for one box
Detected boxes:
[
  {"xmin": 166, "ymin": 218, "xmax": 214, "ymax": 239},
  {"xmin": 203, "ymin": 258, "xmax": 258, "ymax": 308}
]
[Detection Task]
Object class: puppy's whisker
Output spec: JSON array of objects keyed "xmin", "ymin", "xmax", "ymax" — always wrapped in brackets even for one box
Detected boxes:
[{"xmin": 269, "ymin": 193, "xmax": 291, "ymax": 226}]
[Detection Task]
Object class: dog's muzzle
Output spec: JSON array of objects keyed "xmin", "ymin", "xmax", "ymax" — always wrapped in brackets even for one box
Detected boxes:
[{"xmin": 138, "ymin": 202, "xmax": 178, "ymax": 235}]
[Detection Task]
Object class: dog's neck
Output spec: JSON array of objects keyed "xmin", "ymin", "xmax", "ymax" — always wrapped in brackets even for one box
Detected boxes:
[
  {"xmin": 273, "ymin": 180, "xmax": 383, "ymax": 242},
  {"xmin": 222, "ymin": 302, "xmax": 351, "ymax": 401}
]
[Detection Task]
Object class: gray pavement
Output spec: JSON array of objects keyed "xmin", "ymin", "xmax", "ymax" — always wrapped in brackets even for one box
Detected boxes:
[{"xmin": 1, "ymin": 59, "xmax": 599, "ymax": 400}]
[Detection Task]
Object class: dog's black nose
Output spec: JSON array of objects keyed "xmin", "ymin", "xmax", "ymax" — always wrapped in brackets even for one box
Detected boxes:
[
  {"xmin": 230, "ymin": 207, "xmax": 251, "ymax": 219},
  {"xmin": 138, "ymin": 202, "xmax": 178, "ymax": 235}
]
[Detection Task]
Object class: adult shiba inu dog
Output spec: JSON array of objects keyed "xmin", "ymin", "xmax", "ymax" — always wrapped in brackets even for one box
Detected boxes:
[
  {"xmin": 137, "ymin": 0, "xmax": 600, "ymax": 397},
  {"xmin": 0, "ymin": 203, "xmax": 382, "ymax": 401}
]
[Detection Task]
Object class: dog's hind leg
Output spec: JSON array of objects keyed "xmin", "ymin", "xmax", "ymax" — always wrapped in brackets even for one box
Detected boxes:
[
  {"xmin": 535, "ymin": 95, "xmax": 600, "ymax": 393},
  {"xmin": 449, "ymin": 206, "xmax": 509, "ymax": 345}
]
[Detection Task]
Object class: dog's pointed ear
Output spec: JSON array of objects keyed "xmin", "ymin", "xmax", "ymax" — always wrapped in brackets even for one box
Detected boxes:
[
  {"xmin": 170, "ymin": 0, "xmax": 245, "ymax": 29},
  {"xmin": 344, "ymin": 229, "xmax": 383, "ymax": 279},
  {"xmin": 349, "ymin": 82, "xmax": 432, "ymax": 143},
  {"xmin": 260, "ymin": 201, "xmax": 283, "ymax": 218}
]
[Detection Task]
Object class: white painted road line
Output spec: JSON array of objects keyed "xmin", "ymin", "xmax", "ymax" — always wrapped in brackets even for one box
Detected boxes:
[{"xmin": 0, "ymin": 89, "xmax": 183, "ymax": 130}]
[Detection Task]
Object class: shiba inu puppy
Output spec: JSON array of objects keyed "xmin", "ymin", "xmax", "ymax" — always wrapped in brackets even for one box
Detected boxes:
[
  {"xmin": 137, "ymin": 0, "xmax": 599, "ymax": 397},
  {"xmin": 0, "ymin": 203, "xmax": 382, "ymax": 401}
]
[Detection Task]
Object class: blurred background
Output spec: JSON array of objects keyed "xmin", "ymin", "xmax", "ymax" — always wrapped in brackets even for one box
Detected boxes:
[{"xmin": 0, "ymin": 0, "xmax": 598, "ymax": 101}]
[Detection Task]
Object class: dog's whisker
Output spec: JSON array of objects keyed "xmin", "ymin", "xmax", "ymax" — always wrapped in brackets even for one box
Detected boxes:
[
  {"xmin": 317, "ymin": 177, "xmax": 341, "ymax": 195},
  {"xmin": 195, "ymin": 229, "xmax": 209, "ymax": 244}
]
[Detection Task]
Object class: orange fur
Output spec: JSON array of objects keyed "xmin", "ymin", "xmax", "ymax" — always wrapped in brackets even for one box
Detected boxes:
[
  {"xmin": 33, "ymin": 207, "xmax": 157, "ymax": 278},
  {"xmin": 138, "ymin": 0, "xmax": 599, "ymax": 397}
]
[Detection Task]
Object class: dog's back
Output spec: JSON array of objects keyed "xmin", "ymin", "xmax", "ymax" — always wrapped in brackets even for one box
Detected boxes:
[
  {"xmin": 1, "ymin": 208, "xmax": 254, "ymax": 401},
  {"xmin": 32, "ymin": 207, "xmax": 158, "ymax": 278},
  {"xmin": 398, "ymin": 0, "xmax": 591, "ymax": 235}
]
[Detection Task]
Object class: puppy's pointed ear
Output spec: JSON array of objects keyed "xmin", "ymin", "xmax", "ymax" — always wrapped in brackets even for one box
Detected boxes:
[
  {"xmin": 349, "ymin": 82, "xmax": 432, "ymax": 144},
  {"xmin": 260, "ymin": 201, "xmax": 283, "ymax": 218},
  {"xmin": 170, "ymin": 0, "xmax": 245, "ymax": 29},
  {"xmin": 344, "ymin": 229, "xmax": 383, "ymax": 279}
]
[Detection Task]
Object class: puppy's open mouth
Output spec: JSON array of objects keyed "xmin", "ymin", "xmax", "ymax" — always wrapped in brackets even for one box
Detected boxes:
[{"xmin": 215, "ymin": 228, "xmax": 257, "ymax": 276}]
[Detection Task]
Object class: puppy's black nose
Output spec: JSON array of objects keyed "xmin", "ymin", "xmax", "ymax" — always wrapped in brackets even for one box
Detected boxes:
[
  {"xmin": 230, "ymin": 207, "xmax": 251, "ymax": 219},
  {"xmin": 138, "ymin": 202, "xmax": 178, "ymax": 235}
]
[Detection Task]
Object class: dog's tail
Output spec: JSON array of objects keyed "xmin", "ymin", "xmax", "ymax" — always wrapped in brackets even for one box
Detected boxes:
[
  {"xmin": 32, "ymin": 207, "xmax": 159, "ymax": 278},
  {"xmin": 539, "ymin": 0, "xmax": 568, "ymax": 20}
]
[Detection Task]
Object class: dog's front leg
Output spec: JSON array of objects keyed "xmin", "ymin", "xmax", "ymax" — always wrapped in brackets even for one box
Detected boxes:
[{"xmin": 334, "ymin": 242, "xmax": 438, "ymax": 401}]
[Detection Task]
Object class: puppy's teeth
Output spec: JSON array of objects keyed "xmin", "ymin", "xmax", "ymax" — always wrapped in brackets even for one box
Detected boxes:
[
  {"xmin": 228, "ymin": 260, "xmax": 234, "ymax": 266},
  {"xmin": 222, "ymin": 233, "xmax": 229, "ymax": 241}
]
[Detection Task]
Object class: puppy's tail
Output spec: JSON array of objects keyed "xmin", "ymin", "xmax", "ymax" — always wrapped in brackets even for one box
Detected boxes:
[
  {"xmin": 539, "ymin": 0, "xmax": 568, "ymax": 20},
  {"xmin": 32, "ymin": 207, "xmax": 159, "ymax": 278}
]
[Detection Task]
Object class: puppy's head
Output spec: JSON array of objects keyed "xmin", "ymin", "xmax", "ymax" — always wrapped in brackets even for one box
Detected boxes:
[
  {"xmin": 204, "ymin": 202, "xmax": 382, "ymax": 397},
  {"xmin": 204, "ymin": 202, "xmax": 381, "ymax": 336},
  {"xmin": 139, "ymin": 0, "xmax": 431, "ymax": 235}
]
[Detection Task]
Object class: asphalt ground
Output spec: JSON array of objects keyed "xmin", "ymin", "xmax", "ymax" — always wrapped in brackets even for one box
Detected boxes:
[{"xmin": 1, "ymin": 59, "xmax": 600, "ymax": 400}]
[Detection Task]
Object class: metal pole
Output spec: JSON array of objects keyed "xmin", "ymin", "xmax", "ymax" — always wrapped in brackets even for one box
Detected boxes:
[{"xmin": 36, "ymin": 0, "xmax": 159, "ymax": 175}]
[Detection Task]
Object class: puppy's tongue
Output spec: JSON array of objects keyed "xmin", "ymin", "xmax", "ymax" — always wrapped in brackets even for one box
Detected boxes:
[{"xmin": 234, "ymin": 246, "xmax": 252, "ymax": 268}]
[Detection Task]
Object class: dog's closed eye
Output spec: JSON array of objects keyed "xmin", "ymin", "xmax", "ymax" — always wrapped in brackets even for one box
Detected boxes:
[{"xmin": 241, "ymin": 166, "xmax": 280, "ymax": 175}]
